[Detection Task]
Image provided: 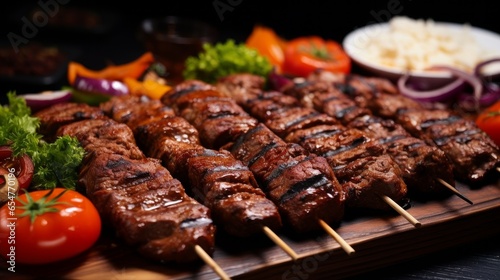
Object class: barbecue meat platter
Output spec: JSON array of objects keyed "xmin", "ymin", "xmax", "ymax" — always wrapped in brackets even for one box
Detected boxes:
[
  {"xmin": 1, "ymin": 15, "xmax": 500, "ymax": 278},
  {"xmin": 1, "ymin": 66, "xmax": 497, "ymax": 279}
]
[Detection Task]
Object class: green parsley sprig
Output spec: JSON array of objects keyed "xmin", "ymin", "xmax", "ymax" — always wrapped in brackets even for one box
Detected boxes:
[
  {"xmin": 183, "ymin": 39, "xmax": 273, "ymax": 84},
  {"xmin": 0, "ymin": 92, "xmax": 85, "ymax": 190}
]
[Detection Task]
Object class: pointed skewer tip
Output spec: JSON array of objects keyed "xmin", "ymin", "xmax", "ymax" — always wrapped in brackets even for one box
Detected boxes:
[
  {"xmin": 437, "ymin": 178, "xmax": 473, "ymax": 205},
  {"xmin": 318, "ymin": 219, "xmax": 356, "ymax": 256},
  {"xmin": 195, "ymin": 245, "xmax": 231, "ymax": 280},
  {"xmin": 262, "ymin": 226, "xmax": 300, "ymax": 261}
]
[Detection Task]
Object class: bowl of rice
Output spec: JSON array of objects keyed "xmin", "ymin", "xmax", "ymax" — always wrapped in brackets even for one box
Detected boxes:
[{"xmin": 343, "ymin": 16, "xmax": 500, "ymax": 88}]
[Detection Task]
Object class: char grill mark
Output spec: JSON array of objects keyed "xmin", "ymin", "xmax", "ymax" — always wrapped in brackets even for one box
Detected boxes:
[
  {"xmin": 284, "ymin": 78, "xmax": 456, "ymax": 196},
  {"xmin": 165, "ymin": 81, "xmax": 345, "ymax": 233},
  {"xmin": 327, "ymin": 73, "xmax": 500, "ymax": 184},
  {"xmin": 218, "ymin": 74, "xmax": 410, "ymax": 210},
  {"xmin": 100, "ymin": 95, "xmax": 283, "ymax": 237},
  {"xmin": 36, "ymin": 102, "xmax": 216, "ymax": 263}
]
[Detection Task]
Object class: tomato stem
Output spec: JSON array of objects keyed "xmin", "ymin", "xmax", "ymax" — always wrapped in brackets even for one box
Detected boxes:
[{"xmin": 17, "ymin": 188, "xmax": 72, "ymax": 224}]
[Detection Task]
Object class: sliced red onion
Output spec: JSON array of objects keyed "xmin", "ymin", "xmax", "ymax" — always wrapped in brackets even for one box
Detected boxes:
[
  {"xmin": 74, "ymin": 76, "xmax": 129, "ymax": 96},
  {"xmin": 427, "ymin": 66, "xmax": 483, "ymax": 110},
  {"xmin": 268, "ymin": 68, "xmax": 293, "ymax": 91},
  {"xmin": 458, "ymin": 90, "xmax": 500, "ymax": 111},
  {"xmin": 20, "ymin": 90, "xmax": 72, "ymax": 112},
  {"xmin": 398, "ymin": 73, "xmax": 466, "ymax": 102},
  {"xmin": 473, "ymin": 58, "xmax": 500, "ymax": 77}
]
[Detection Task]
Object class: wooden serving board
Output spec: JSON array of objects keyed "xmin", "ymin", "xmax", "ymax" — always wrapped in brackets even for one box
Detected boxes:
[{"xmin": 1, "ymin": 180, "xmax": 499, "ymax": 279}]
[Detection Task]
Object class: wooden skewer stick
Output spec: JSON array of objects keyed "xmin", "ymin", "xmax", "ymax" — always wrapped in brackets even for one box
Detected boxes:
[
  {"xmin": 437, "ymin": 178, "xmax": 473, "ymax": 205},
  {"xmin": 318, "ymin": 219, "xmax": 356, "ymax": 256},
  {"xmin": 380, "ymin": 195, "xmax": 421, "ymax": 228},
  {"xmin": 194, "ymin": 245, "xmax": 231, "ymax": 280},
  {"xmin": 262, "ymin": 226, "xmax": 300, "ymax": 261}
]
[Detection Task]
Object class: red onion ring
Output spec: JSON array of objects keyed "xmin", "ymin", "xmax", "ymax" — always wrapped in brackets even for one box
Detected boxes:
[
  {"xmin": 473, "ymin": 58, "xmax": 500, "ymax": 77},
  {"xmin": 397, "ymin": 73, "xmax": 466, "ymax": 103}
]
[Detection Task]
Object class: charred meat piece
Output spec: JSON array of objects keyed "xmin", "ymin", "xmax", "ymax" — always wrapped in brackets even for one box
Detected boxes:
[
  {"xmin": 78, "ymin": 153, "xmax": 215, "ymax": 262},
  {"xmin": 230, "ymin": 124, "xmax": 345, "ymax": 232},
  {"xmin": 164, "ymin": 89, "xmax": 259, "ymax": 149},
  {"xmin": 101, "ymin": 95, "xmax": 283, "ymax": 237},
  {"xmin": 99, "ymin": 95, "xmax": 175, "ymax": 131},
  {"xmin": 34, "ymin": 102, "xmax": 106, "ymax": 141},
  {"xmin": 56, "ymin": 118, "xmax": 146, "ymax": 165},
  {"xmin": 216, "ymin": 73, "xmax": 267, "ymax": 104}
]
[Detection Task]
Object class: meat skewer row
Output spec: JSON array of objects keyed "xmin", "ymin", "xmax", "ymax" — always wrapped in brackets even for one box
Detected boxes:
[
  {"xmin": 308, "ymin": 71, "xmax": 500, "ymax": 185},
  {"xmin": 34, "ymin": 103, "xmax": 219, "ymax": 266},
  {"xmin": 160, "ymin": 81, "xmax": 350, "ymax": 236},
  {"xmin": 98, "ymin": 95, "xmax": 295, "ymax": 259},
  {"xmin": 216, "ymin": 75, "xmax": 418, "ymax": 219},
  {"xmin": 276, "ymin": 76, "xmax": 468, "ymax": 203}
]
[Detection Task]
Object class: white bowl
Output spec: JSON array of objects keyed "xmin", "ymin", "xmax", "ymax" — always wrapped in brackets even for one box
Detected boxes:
[{"xmin": 342, "ymin": 21, "xmax": 500, "ymax": 89}]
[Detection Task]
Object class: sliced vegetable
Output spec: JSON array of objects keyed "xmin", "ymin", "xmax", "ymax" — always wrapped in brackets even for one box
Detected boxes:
[
  {"xmin": 71, "ymin": 76, "xmax": 129, "ymax": 105},
  {"xmin": 0, "ymin": 146, "xmax": 34, "ymax": 191},
  {"xmin": 124, "ymin": 77, "xmax": 171, "ymax": 100},
  {"xmin": 246, "ymin": 25, "xmax": 286, "ymax": 72},
  {"xmin": 398, "ymin": 74, "xmax": 467, "ymax": 102},
  {"xmin": 67, "ymin": 52, "xmax": 155, "ymax": 85},
  {"xmin": 183, "ymin": 39, "xmax": 273, "ymax": 84},
  {"xmin": 282, "ymin": 36, "xmax": 351, "ymax": 77},
  {"xmin": 20, "ymin": 90, "xmax": 72, "ymax": 112},
  {"xmin": 0, "ymin": 188, "xmax": 102, "ymax": 264},
  {"xmin": 476, "ymin": 100, "xmax": 500, "ymax": 147}
]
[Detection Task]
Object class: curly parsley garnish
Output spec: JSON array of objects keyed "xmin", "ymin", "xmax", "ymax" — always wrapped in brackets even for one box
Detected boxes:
[{"xmin": 0, "ymin": 92, "xmax": 85, "ymax": 190}]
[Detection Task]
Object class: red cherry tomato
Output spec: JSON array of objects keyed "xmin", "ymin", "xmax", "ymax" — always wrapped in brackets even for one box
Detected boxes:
[
  {"xmin": 476, "ymin": 100, "xmax": 500, "ymax": 147},
  {"xmin": 283, "ymin": 36, "xmax": 351, "ymax": 77},
  {"xmin": 0, "ymin": 188, "xmax": 102, "ymax": 264}
]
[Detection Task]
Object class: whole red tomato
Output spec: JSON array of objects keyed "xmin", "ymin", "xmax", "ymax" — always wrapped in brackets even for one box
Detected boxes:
[
  {"xmin": 282, "ymin": 36, "xmax": 351, "ymax": 77},
  {"xmin": 0, "ymin": 188, "xmax": 101, "ymax": 264},
  {"xmin": 476, "ymin": 100, "xmax": 500, "ymax": 147}
]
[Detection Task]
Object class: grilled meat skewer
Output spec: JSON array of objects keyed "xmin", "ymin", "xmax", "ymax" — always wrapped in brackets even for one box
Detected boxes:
[
  {"xmin": 161, "ymin": 81, "xmax": 346, "ymax": 233},
  {"xmin": 309, "ymin": 71, "xmax": 500, "ymax": 185},
  {"xmin": 100, "ymin": 95, "xmax": 283, "ymax": 237},
  {"xmin": 279, "ymin": 78, "xmax": 456, "ymax": 198},
  {"xmin": 34, "ymin": 105, "xmax": 216, "ymax": 263},
  {"xmin": 216, "ymin": 75, "xmax": 409, "ymax": 211}
]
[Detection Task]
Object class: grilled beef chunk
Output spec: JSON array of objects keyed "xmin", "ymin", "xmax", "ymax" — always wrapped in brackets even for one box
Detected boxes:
[
  {"xmin": 163, "ymin": 89, "xmax": 259, "ymax": 149},
  {"xmin": 99, "ymin": 95, "xmax": 175, "ymax": 131},
  {"xmin": 216, "ymin": 73, "xmax": 267, "ymax": 104},
  {"xmin": 34, "ymin": 102, "xmax": 106, "ymax": 141},
  {"xmin": 230, "ymin": 124, "xmax": 345, "ymax": 232},
  {"xmin": 101, "ymin": 95, "xmax": 283, "ymax": 237},
  {"xmin": 56, "ymin": 118, "xmax": 146, "ymax": 165}
]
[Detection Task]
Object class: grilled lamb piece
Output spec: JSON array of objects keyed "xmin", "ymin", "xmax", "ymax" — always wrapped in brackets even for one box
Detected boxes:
[
  {"xmin": 100, "ymin": 95, "xmax": 283, "ymax": 237},
  {"xmin": 285, "ymin": 79, "xmax": 455, "ymax": 196},
  {"xmin": 34, "ymin": 102, "xmax": 106, "ymax": 141}
]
